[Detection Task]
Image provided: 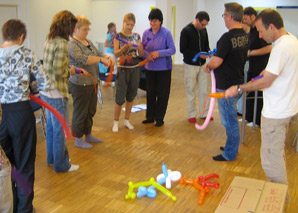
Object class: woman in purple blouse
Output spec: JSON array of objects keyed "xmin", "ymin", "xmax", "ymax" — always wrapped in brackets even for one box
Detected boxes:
[{"xmin": 142, "ymin": 8, "xmax": 176, "ymax": 127}]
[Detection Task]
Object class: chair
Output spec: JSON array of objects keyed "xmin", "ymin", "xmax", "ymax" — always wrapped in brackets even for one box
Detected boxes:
[
  {"xmin": 29, "ymin": 74, "xmax": 47, "ymax": 138},
  {"xmin": 240, "ymin": 90, "xmax": 263, "ymax": 144}
]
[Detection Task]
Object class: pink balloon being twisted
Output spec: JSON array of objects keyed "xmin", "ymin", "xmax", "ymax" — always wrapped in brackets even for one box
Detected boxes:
[{"xmin": 195, "ymin": 70, "xmax": 216, "ymax": 130}]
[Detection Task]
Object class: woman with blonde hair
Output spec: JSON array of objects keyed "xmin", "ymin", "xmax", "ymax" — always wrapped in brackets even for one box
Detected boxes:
[
  {"xmin": 68, "ymin": 16, "xmax": 114, "ymax": 148},
  {"xmin": 40, "ymin": 10, "xmax": 88, "ymax": 172},
  {"xmin": 112, "ymin": 13, "xmax": 143, "ymax": 132}
]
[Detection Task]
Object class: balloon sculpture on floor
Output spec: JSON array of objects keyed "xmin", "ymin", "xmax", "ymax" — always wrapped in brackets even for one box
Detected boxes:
[
  {"xmin": 126, "ymin": 162, "xmax": 180, "ymax": 201},
  {"xmin": 180, "ymin": 173, "xmax": 219, "ymax": 205}
]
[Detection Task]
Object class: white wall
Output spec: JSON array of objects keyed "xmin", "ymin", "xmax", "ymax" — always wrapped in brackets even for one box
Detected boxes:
[
  {"xmin": 91, "ymin": 0, "xmax": 155, "ymax": 52},
  {"xmin": 1, "ymin": 0, "xmax": 297, "ymax": 63},
  {"xmin": 0, "ymin": 0, "xmax": 92, "ymax": 57},
  {"xmin": 172, "ymin": 0, "xmax": 195, "ymax": 64},
  {"xmin": 205, "ymin": 0, "xmax": 298, "ymax": 54}
]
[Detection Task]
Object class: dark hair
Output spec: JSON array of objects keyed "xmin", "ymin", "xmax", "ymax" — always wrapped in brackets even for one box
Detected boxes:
[
  {"xmin": 2, "ymin": 19, "xmax": 27, "ymax": 42},
  {"xmin": 256, "ymin": 9, "xmax": 284, "ymax": 30},
  {"xmin": 107, "ymin": 22, "xmax": 115, "ymax": 34},
  {"xmin": 47, "ymin": 10, "xmax": 77, "ymax": 41},
  {"xmin": 148, "ymin": 8, "xmax": 163, "ymax": 25},
  {"xmin": 195, "ymin": 11, "xmax": 210, "ymax": 22},
  {"xmin": 224, "ymin": 2, "xmax": 243, "ymax": 22},
  {"xmin": 244, "ymin": 7, "xmax": 257, "ymax": 16}
]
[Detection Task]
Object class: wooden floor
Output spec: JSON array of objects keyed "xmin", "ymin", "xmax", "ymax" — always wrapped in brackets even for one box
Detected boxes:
[{"xmin": 33, "ymin": 65, "xmax": 298, "ymax": 212}]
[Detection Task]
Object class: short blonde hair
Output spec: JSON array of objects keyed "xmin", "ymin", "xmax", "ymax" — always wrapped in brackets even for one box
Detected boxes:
[{"xmin": 75, "ymin": 16, "xmax": 91, "ymax": 29}]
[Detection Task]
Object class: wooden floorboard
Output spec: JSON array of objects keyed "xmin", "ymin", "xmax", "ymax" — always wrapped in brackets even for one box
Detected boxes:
[{"xmin": 33, "ymin": 65, "xmax": 298, "ymax": 212}]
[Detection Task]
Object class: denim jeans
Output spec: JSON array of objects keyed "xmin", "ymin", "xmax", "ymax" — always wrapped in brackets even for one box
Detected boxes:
[
  {"xmin": 40, "ymin": 95, "xmax": 71, "ymax": 172},
  {"xmin": 217, "ymin": 89, "xmax": 241, "ymax": 161}
]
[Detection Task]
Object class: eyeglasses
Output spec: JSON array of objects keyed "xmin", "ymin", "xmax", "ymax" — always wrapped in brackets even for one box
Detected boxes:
[
  {"xmin": 222, "ymin": 13, "xmax": 229, "ymax": 18},
  {"xmin": 200, "ymin": 22, "xmax": 207, "ymax": 27}
]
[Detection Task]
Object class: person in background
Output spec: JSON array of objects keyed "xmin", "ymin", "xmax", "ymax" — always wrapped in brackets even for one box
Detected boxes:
[
  {"xmin": 180, "ymin": 11, "xmax": 213, "ymax": 123},
  {"xmin": 236, "ymin": 21, "xmax": 250, "ymax": 116},
  {"xmin": 104, "ymin": 22, "xmax": 116, "ymax": 57},
  {"xmin": 112, "ymin": 13, "xmax": 143, "ymax": 132},
  {"xmin": 69, "ymin": 16, "xmax": 113, "ymax": 148},
  {"xmin": 142, "ymin": 8, "xmax": 176, "ymax": 127},
  {"xmin": 0, "ymin": 19, "xmax": 50, "ymax": 212},
  {"xmin": 203, "ymin": 3, "xmax": 248, "ymax": 161},
  {"xmin": 242, "ymin": 7, "xmax": 272, "ymax": 127},
  {"xmin": 40, "ymin": 10, "xmax": 87, "ymax": 172},
  {"xmin": 226, "ymin": 9, "xmax": 298, "ymax": 202}
]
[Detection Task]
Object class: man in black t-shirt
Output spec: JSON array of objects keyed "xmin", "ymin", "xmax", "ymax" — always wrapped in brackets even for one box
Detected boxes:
[
  {"xmin": 203, "ymin": 2, "xmax": 248, "ymax": 161},
  {"xmin": 243, "ymin": 7, "xmax": 272, "ymax": 127},
  {"xmin": 180, "ymin": 11, "xmax": 212, "ymax": 123}
]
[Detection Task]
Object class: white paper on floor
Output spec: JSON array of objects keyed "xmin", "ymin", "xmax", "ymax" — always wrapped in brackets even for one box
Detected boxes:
[{"xmin": 122, "ymin": 104, "xmax": 147, "ymax": 113}]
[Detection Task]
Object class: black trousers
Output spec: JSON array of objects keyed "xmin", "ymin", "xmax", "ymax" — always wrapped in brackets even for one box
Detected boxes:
[
  {"xmin": 0, "ymin": 101, "xmax": 36, "ymax": 213},
  {"xmin": 145, "ymin": 69, "xmax": 172, "ymax": 122},
  {"xmin": 69, "ymin": 82, "xmax": 98, "ymax": 138}
]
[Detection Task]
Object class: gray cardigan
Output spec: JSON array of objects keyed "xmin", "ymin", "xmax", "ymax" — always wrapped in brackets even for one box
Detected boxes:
[{"xmin": 68, "ymin": 37, "xmax": 103, "ymax": 85}]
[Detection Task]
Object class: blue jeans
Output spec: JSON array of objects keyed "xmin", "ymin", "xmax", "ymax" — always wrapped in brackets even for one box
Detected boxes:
[
  {"xmin": 217, "ymin": 89, "xmax": 241, "ymax": 161},
  {"xmin": 40, "ymin": 94, "xmax": 71, "ymax": 172}
]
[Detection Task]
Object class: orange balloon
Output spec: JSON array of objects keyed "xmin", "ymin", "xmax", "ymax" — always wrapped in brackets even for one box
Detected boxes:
[{"xmin": 209, "ymin": 92, "xmax": 225, "ymax": 98}]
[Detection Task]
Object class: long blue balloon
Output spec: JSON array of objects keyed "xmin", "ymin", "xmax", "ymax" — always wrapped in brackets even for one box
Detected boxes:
[{"xmin": 192, "ymin": 48, "xmax": 217, "ymax": 62}]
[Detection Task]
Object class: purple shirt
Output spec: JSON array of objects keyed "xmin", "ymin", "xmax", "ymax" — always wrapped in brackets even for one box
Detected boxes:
[{"xmin": 142, "ymin": 26, "xmax": 176, "ymax": 71}]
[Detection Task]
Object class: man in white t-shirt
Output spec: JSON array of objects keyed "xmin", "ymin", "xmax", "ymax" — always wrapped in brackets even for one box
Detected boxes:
[{"xmin": 226, "ymin": 9, "xmax": 298, "ymax": 199}]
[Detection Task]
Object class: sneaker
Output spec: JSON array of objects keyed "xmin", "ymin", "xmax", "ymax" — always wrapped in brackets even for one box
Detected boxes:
[
  {"xmin": 238, "ymin": 118, "xmax": 248, "ymax": 122},
  {"xmin": 188, "ymin": 117, "xmax": 196, "ymax": 123},
  {"xmin": 200, "ymin": 116, "xmax": 214, "ymax": 121},
  {"xmin": 68, "ymin": 164, "xmax": 79, "ymax": 172},
  {"xmin": 247, "ymin": 122, "xmax": 259, "ymax": 127}
]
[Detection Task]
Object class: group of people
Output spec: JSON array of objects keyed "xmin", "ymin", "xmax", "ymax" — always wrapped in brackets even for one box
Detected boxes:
[
  {"xmin": 111, "ymin": 9, "xmax": 176, "ymax": 132},
  {"xmin": 181, "ymin": 1, "xmax": 298, "ymax": 204},
  {"xmin": 1, "ymin": 2, "xmax": 298, "ymax": 212},
  {"xmin": 0, "ymin": 8, "xmax": 176, "ymax": 212}
]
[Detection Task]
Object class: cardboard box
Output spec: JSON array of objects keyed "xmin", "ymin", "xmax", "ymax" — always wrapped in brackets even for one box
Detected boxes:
[{"xmin": 215, "ymin": 176, "xmax": 287, "ymax": 213}]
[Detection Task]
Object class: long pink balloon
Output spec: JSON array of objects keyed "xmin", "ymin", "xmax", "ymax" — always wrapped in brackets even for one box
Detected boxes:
[{"xmin": 195, "ymin": 70, "xmax": 216, "ymax": 130}]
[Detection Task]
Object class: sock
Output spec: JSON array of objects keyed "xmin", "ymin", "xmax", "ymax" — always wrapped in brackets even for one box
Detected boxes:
[
  {"xmin": 75, "ymin": 137, "xmax": 93, "ymax": 149},
  {"xmin": 68, "ymin": 164, "xmax": 79, "ymax": 172},
  {"xmin": 212, "ymin": 154, "xmax": 227, "ymax": 161},
  {"xmin": 85, "ymin": 134, "xmax": 103, "ymax": 143},
  {"xmin": 112, "ymin": 120, "xmax": 118, "ymax": 132},
  {"xmin": 124, "ymin": 119, "xmax": 134, "ymax": 130}
]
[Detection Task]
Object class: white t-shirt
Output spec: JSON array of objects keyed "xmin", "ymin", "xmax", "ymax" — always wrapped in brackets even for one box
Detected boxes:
[{"xmin": 262, "ymin": 33, "xmax": 298, "ymax": 119}]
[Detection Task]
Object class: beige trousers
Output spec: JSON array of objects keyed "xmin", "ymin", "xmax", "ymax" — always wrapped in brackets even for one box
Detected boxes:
[
  {"xmin": 0, "ymin": 163, "xmax": 13, "ymax": 213},
  {"xmin": 183, "ymin": 63, "xmax": 211, "ymax": 118}
]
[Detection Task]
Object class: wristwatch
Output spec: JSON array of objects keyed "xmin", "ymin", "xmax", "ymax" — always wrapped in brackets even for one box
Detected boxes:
[{"xmin": 237, "ymin": 85, "xmax": 243, "ymax": 94}]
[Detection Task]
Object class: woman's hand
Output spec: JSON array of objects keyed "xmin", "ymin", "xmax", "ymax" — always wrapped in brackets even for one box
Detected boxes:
[
  {"xmin": 79, "ymin": 68, "xmax": 89, "ymax": 76},
  {"xmin": 150, "ymin": 51, "xmax": 160, "ymax": 59},
  {"xmin": 101, "ymin": 57, "xmax": 111, "ymax": 67}
]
